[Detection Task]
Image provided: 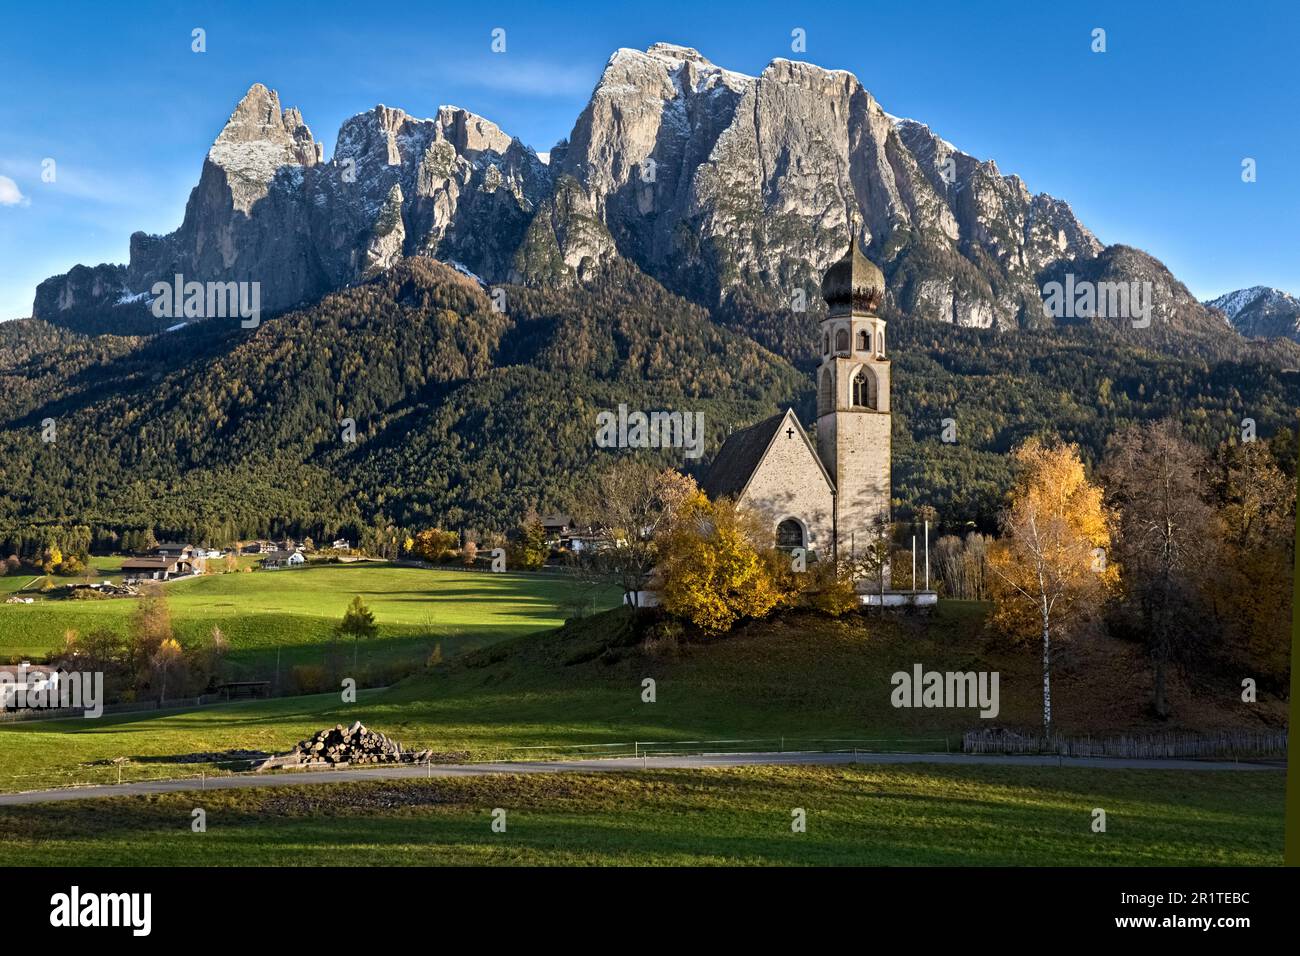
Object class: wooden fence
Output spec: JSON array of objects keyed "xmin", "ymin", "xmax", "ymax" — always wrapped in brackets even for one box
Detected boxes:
[{"xmin": 962, "ymin": 728, "xmax": 1287, "ymax": 760}]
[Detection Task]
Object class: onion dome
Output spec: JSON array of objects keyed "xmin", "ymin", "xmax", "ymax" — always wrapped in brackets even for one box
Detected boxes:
[{"xmin": 821, "ymin": 238, "xmax": 885, "ymax": 313}]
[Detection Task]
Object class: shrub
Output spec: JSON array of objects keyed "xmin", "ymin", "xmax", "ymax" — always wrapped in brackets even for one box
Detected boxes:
[
  {"xmin": 802, "ymin": 559, "xmax": 860, "ymax": 617},
  {"xmin": 287, "ymin": 664, "xmax": 328, "ymax": 695}
]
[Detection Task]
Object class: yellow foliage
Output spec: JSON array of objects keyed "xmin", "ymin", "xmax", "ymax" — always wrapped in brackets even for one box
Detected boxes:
[
  {"xmin": 660, "ymin": 493, "xmax": 791, "ymax": 633},
  {"xmin": 989, "ymin": 438, "xmax": 1115, "ymax": 642}
]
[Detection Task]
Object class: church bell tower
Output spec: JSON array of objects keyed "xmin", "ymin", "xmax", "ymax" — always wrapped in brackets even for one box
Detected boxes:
[{"xmin": 815, "ymin": 236, "xmax": 892, "ymax": 563}]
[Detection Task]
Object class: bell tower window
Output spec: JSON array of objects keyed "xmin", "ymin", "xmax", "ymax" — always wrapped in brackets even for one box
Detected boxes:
[
  {"xmin": 856, "ymin": 329, "xmax": 869, "ymax": 351},
  {"xmin": 851, "ymin": 366, "xmax": 876, "ymax": 409},
  {"xmin": 835, "ymin": 328, "xmax": 849, "ymax": 352}
]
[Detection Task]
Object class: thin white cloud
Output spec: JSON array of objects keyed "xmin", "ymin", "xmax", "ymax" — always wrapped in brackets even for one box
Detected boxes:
[
  {"xmin": 0, "ymin": 158, "xmax": 173, "ymax": 207},
  {"xmin": 0, "ymin": 175, "xmax": 29, "ymax": 207},
  {"xmin": 435, "ymin": 59, "xmax": 595, "ymax": 98}
]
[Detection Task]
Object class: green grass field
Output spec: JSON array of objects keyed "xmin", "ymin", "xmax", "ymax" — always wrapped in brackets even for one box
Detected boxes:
[
  {"xmin": 0, "ymin": 603, "xmax": 980, "ymax": 792},
  {"xmin": 0, "ymin": 764, "xmax": 1281, "ymax": 866},
  {"xmin": 0, "ymin": 596, "xmax": 1284, "ymax": 866},
  {"xmin": 0, "ymin": 601, "xmax": 1284, "ymax": 797},
  {"xmin": 0, "ymin": 562, "xmax": 614, "ymax": 674},
  {"xmin": 0, "ymin": 555, "xmax": 129, "ymax": 596}
]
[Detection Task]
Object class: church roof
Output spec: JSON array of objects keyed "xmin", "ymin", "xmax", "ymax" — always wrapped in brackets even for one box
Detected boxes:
[
  {"xmin": 701, "ymin": 409, "xmax": 834, "ymax": 501},
  {"xmin": 821, "ymin": 238, "xmax": 885, "ymax": 313},
  {"xmin": 700, "ymin": 413, "xmax": 787, "ymax": 500}
]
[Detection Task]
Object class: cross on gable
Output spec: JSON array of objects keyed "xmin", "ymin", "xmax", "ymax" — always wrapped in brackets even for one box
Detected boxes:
[{"xmin": 786, "ymin": 427, "xmax": 795, "ymax": 439}]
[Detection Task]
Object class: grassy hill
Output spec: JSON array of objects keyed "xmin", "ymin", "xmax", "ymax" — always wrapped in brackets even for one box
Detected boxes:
[{"xmin": 0, "ymin": 601, "xmax": 1282, "ymax": 794}]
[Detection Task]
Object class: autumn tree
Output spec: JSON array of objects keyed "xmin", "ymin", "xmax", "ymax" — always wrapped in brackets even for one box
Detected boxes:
[
  {"xmin": 151, "ymin": 638, "xmax": 184, "ymax": 703},
  {"xmin": 800, "ymin": 556, "xmax": 861, "ymax": 616},
  {"xmin": 660, "ymin": 492, "xmax": 790, "ymax": 632},
  {"xmin": 507, "ymin": 517, "xmax": 548, "ymax": 570},
  {"xmin": 1204, "ymin": 439, "xmax": 1295, "ymax": 684},
  {"xmin": 127, "ymin": 585, "xmax": 174, "ymax": 692},
  {"xmin": 189, "ymin": 626, "xmax": 229, "ymax": 694},
  {"xmin": 411, "ymin": 528, "xmax": 459, "ymax": 564},
  {"xmin": 988, "ymin": 439, "xmax": 1114, "ymax": 737},
  {"xmin": 933, "ymin": 532, "xmax": 990, "ymax": 600},
  {"xmin": 850, "ymin": 515, "xmax": 894, "ymax": 614},
  {"xmin": 1102, "ymin": 421, "xmax": 1214, "ymax": 718},
  {"xmin": 574, "ymin": 463, "xmax": 698, "ymax": 607}
]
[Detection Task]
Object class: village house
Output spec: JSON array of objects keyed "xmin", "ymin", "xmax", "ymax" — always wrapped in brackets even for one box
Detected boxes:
[
  {"xmin": 540, "ymin": 513, "xmax": 576, "ymax": 541},
  {"xmin": 121, "ymin": 555, "xmax": 197, "ymax": 582},
  {"xmin": 0, "ymin": 661, "xmax": 51, "ymax": 712},
  {"xmin": 155, "ymin": 541, "xmax": 205, "ymax": 572},
  {"xmin": 261, "ymin": 549, "xmax": 306, "ymax": 570}
]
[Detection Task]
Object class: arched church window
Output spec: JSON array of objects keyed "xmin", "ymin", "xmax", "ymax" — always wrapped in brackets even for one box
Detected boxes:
[
  {"xmin": 817, "ymin": 367, "xmax": 833, "ymax": 416},
  {"xmin": 823, "ymin": 332, "xmax": 829, "ymax": 355},
  {"xmin": 852, "ymin": 366, "xmax": 876, "ymax": 409},
  {"xmin": 856, "ymin": 329, "xmax": 869, "ymax": 351},
  {"xmin": 877, "ymin": 331, "xmax": 884, "ymax": 355},
  {"xmin": 835, "ymin": 328, "xmax": 849, "ymax": 352},
  {"xmin": 776, "ymin": 518, "xmax": 804, "ymax": 551}
]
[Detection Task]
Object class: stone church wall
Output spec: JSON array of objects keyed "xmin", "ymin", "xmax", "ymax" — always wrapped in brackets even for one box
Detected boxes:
[{"xmin": 739, "ymin": 419, "xmax": 835, "ymax": 561}]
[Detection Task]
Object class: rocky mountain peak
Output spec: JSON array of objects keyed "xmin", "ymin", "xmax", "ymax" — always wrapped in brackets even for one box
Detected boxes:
[
  {"xmin": 434, "ymin": 106, "xmax": 515, "ymax": 156},
  {"xmin": 1205, "ymin": 285, "xmax": 1281, "ymax": 319},
  {"xmin": 1204, "ymin": 286, "xmax": 1300, "ymax": 342},
  {"xmin": 207, "ymin": 83, "xmax": 322, "ymax": 214},
  {"xmin": 31, "ymin": 45, "xmax": 1261, "ymax": 356},
  {"xmin": 211, "ymin": 84, "xmax": 321, "ymax": 162},
  {"xmin": 644, "ymin": 42, "xmax": 713, "ymax": 65}
]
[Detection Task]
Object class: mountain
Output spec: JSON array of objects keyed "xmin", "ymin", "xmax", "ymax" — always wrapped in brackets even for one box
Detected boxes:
[
  {"xmin": 33, "ymin": 84, "xmax": 552, "ymax": 327},
  {"xmin": 10, "ymin": 43, "xmax": 1300, "ymax": 552},
  {"xmin": 535, "ymin": 45, "xmax": 1105, "ymax": 341},
  {"xmin": 2, "ymin": 258, "xmax": 807, "ymax": 549},
  {"xmin": 32, "ymin": 43, "xmax": 1242, "ymax": 361},
  {"xmin": 1204, "ymin": 286, "xmax": 1300, "ymax": 342}
]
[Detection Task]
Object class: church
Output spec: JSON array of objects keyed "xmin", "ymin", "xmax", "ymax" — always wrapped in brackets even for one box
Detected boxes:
[{"xmin": 702, "ymin": 237, "xmax": 893, "ymax": 576}]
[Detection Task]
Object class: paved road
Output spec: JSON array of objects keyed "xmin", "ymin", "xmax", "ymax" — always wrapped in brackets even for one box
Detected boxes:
[{"xmin": 0, "ymin": 750, "xmax": 1282, "ymax": 806}]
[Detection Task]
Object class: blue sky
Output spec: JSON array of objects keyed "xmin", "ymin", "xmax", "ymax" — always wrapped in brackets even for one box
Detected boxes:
[{"xmin": 1, "ymin": 0, "xmax": 1296, "ymax": 320}]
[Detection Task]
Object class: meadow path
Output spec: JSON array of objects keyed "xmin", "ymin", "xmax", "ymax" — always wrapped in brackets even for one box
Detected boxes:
[{"xmin": 0, "ymin": 750, "xmax": 1282, "ymax": 806}]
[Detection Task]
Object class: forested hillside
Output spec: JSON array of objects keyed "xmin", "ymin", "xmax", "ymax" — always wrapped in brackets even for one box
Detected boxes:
[
  {"xmin": 0, "ymin": 259, "xmax": 804, "ymax": 556},
  {"xmin": 1, "ymin": 256, "xmax": 1297, "ymax": 560}
]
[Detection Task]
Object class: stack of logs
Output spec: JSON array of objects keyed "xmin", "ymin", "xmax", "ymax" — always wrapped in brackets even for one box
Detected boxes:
[
  {"xmin": 253, "ymin": 722, "xmax": 450, "ymax": 770},
  {"xmin": 292, "ymin": 722, "xmax": 407, "ymax": 765}
]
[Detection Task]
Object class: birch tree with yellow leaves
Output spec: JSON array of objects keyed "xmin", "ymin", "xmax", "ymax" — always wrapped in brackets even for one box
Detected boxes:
[{"xmin": 989, "ymin": 439, "xmax": 1115, "ymax": 737}]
